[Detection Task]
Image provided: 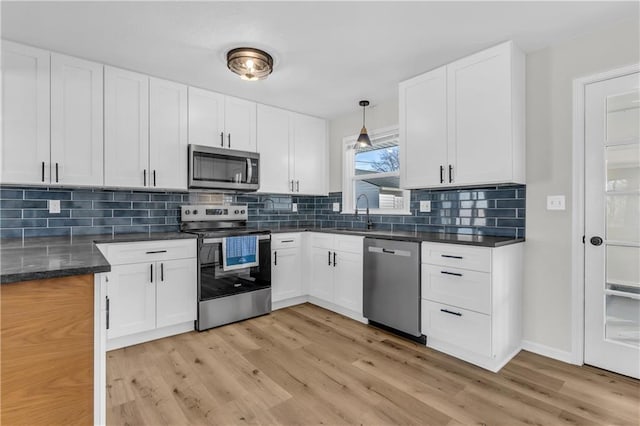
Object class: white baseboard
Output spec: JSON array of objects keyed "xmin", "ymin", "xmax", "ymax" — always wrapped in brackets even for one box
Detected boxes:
[
  {"xmin": 107, "ymin": 321, "xmax": 194, "ymax": 351},
  {"xmin": 272, "ymin": 295, "xmax": 308, "ymax": 310},
  {"xmin": 521, "ymin": 340, "xmax": 576, "ymax": 365}
]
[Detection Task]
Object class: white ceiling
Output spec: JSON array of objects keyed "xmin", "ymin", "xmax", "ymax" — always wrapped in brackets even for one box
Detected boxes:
[{"xmin": 1, "ymin": 1, "xmax": 637, "ymax": 119}]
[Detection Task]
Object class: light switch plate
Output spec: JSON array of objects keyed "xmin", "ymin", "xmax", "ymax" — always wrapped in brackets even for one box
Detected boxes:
[
  {"xmin": 49, "ymin": 199, "xmax": 61, "ymax": 214},
  {"xmin": 291, "ymin": 203, "xmax": 298, "ymax": 213},
  {"xmin": 420, "ymin": 200, "xmax": 431, "ymax": 212},
  {"xmin": 332, "ymin": 202, "xmax": 340, "ymax": 212},
  {"xmin": 546, "ymin": 195, "xmax": 566, "ymax": 211}
]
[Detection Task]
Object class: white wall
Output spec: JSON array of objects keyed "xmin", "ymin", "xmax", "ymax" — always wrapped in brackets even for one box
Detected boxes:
[{"xmin": 523, "ymin": 18, "xmax": 639, "ymax": 353}]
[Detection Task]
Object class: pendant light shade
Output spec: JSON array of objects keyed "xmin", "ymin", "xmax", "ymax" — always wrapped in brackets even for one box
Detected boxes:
[
  {"xmin": 354, "ymin": 100, "xmax": 372, "ymax": 149},
  {"xmin": 227, "ymin": 47, "xmax": 273, "ymax": 81}
]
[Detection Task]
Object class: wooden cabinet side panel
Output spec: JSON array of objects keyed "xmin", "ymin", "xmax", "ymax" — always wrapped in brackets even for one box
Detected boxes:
[{"xmin": 1, "ymin": 275, "xmax": 94, "ymax": 425}]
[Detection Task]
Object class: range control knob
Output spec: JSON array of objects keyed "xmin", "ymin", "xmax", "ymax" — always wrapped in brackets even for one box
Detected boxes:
[
  {"xmin": 184, "ymin": 210, "xmax": 190, "ymax": 215},
  {"xmin": 240, "ymin": 209, "xmax": 246, "ymax": 214},
  {"xmin": 234, "ymin": 210, "xmax": 240, "ymax": 214},
  {"xmin": 192, "ymin": 210, "xmax": 198, "ymax": 215}
]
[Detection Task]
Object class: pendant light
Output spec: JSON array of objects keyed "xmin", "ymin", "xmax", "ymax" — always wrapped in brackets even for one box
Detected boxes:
[
  {"xmin": 227, "ymin": 47, "xmax": 273, "ymax": 81},
  {"xmin": 354, "ymin": 100, "xmax": 372, "ymax": 149}
]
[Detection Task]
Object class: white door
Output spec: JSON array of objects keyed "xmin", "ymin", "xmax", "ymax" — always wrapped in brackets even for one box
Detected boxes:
[
  {"xmin": 584, "ymin": 71, "xmax": 640, "ymax": 379},
  {"xmin": 448, "ymin": 42, "xmax": 513, "ymax": 186},
  {"xmin": 156, "ymin": 258, "xmax": 197, "ymax": 328},
  {"xmin": 292, "ymin": 113, "xmax": 327, "ymax": 195},
  {"xmin": 1, "ymin": 41, "xmax": 51, "ymax": 185},
  {"xmin": 399, "ymin": 66, "xmax": 448, "ymax": 189},
  {"xmin": 257, "ymin": 104, "xmax": 292, "ymax": 194},
  {"xmin": 224, "ymin": 96, "xmax": 257, "ymax": 152},
  {"xmin": 333, "ymin": 250, "xmax": 363, "ymax": 314},
  {"xmin": 50, "ymin": 53, "xmax": 103, "ymax": 186},
  {"xmin": 149, "ymin": 77, "xmax": 188, "ymax": 190},
  {"xmin": 309, "ymin": 246, "xmax": 334, "ymax": 302},
  {"xmin": 272, "ymin": 247, "xmax": 302, "ymax": 302},
  {"xmin": 188, "ymin": 87, "xmax": 225, "ymax": 148},
  {"xmin": 107, "ymin": 263, "xmax": 156, "ymax": 340},
  {"xmin": 104, "ymin": 66, "xmax": 149, "ymax": 188}
]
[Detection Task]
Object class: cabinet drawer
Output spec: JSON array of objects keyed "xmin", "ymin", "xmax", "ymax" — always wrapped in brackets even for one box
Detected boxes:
[
  {"xmin": 421, "ymin": 264, "xmax": 491, "ymax": 314},
  {"xmin": 271, "ymin": 233, "xmax": 301, "ymax": 249},
  {"xmin": 421, "ymin": 299, "xmax": 491, "ymax": 357},
  {"xmin": 98, "ymin": 239, "xmax": 196, "ymax": 265},
  {"xmin": 333, "ymin": 234, "xmax": 363, "ymax": 254},
  {"xmin": 421, "ymin": 242, "xmax": 491, "ymax": 272}
]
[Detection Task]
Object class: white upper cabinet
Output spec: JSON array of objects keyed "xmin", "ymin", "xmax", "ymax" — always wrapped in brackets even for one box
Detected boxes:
[
  {"xmin": 1, "ymin": 41, "xmax": 51, "ymax": 185},
  {"xmin": 188, "ymin": 87, "xmax": 257, "ymax": 152},
  {"xmin": 104, "ymin": 66, "xmax": 149, "ymax": 188},
  {"xmin": 149, "ymin": 77, "xmax": 188, "ymax": 190},
  {"xmin": 400, "ymin": 41, "xmax": 525, "ymax": 189},
  {"xmin": 50, "ymin": 53, "xmax": 104, "ymax": 186},
  {"xmin": 257, "ymin": 105, "xmax": 328, "ymax": 195},
  {"xmin": 399, "ymin": 66, "xmax": 447, "ymax": 189}
]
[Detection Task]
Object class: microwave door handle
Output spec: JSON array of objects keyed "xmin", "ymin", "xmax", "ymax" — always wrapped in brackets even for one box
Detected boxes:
[{"xmin": 246, "ymin": 158, "xmax": 253, "ymax": 183}]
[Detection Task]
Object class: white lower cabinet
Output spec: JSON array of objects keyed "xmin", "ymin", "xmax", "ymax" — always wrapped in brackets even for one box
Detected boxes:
[
  {"xmin": 271, "ymin": 233, "xmax": 304, "ymax": 306},
  {"xmin": 420, "ymin": 241, "xmax": 523, "ymax": 372},
  {"xmin": 97, "ymin": 239, "xmax": 197, "ymax": 350}
]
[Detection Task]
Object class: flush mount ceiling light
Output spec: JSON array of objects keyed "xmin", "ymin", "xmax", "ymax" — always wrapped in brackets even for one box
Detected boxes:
[
  {"xmin": 227, "ymin": 47, "xmax": 273, "ymax": 81},
  {"xmin": 354, "ymin": 100, "xmax": 372, "ymax": 149}
]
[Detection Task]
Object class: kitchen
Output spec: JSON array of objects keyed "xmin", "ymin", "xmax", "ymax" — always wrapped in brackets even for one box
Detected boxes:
[{"xmin": 1, "ymin": 2, "xmax": 639, "ymax": 425}]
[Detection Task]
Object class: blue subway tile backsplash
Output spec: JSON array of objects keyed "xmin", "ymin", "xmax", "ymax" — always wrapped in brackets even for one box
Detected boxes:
[{"xmin": 0, "ymin": 184, "xmax": 525, "ymax": 240}]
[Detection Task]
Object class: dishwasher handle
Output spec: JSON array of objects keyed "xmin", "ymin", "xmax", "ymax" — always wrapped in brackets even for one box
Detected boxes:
[{"xmin": 367, "ymin": 246, "xmax": 412, "ymax": 257}]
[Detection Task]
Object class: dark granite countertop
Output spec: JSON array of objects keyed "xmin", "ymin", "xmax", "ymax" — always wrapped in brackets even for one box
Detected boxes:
[
  {"xmin": 268, "ymin": 227, "xmax": 524, "ymax": 247},
  {"xmin": 0, "ymin": 232, "xmax": 197, "ymax": 284}
]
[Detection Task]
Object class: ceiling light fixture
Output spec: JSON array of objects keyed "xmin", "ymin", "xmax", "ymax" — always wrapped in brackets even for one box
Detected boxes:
[
  {"xmin": 227, "ymin": 47, "xmax": 273, "ymax": 81},
  {"xmin": 354, "ymin": 100, "xmax": 372, "ymax": 149}
]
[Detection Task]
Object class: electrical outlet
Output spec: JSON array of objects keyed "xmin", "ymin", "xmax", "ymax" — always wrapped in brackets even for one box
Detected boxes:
[
  {"xmin": 49, "ymin": 199, "xmax": 61, "ymax": 214},
  {"xmin": 332, "ymin": 202, "xmax": 340, "ymax": 212},
  {"xmin": 292, "ymin": 203, "xmax": 298, "ymax": 212},
  {"xmin": 419, "ymin": 200, "xmax": 431, "ymax": 212},
  {"xmin": 546, "ymin": 195, "xmax": 566, "ymax": 211}
]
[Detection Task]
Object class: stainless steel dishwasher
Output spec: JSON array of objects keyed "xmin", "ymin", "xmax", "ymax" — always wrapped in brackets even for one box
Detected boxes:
[{"xmin": 363, "ymin": 237, "xmax": 423, "ymax": 341}]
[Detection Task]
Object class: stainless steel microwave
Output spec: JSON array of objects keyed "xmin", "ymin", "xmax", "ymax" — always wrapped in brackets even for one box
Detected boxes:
[{"xmin": 188, "ymin": 144, "xmax": 260, "ymax": 191}]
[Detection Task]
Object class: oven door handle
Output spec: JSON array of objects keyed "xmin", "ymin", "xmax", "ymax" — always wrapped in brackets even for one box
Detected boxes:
[
  {"xmin": 202, "ymin": 235, "xmax": 270, "ymax": 244},
  {"xmin": 246, "ymin": 158, "xmax": 253, "ymax": 184}
]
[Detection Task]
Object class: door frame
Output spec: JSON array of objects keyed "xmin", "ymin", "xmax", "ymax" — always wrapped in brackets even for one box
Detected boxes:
[{"xmin": 570, "ymin": 63, "xmax": 639, "ymax": 365}]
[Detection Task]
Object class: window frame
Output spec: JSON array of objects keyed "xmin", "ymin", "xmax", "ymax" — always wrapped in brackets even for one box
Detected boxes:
[{"xmin": 342, "ymin": 125, "xmax": 411, "ymax": 215}]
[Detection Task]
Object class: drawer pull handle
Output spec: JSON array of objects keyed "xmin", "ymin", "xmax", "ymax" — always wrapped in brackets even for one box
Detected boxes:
[
  {"xmin": 281, "ymin": 239, "xmax": 294, "ymax": 243},
  {"xmin": 440, "ymin": 309, "xmax": 462, "ymax": 317},
  {"xmin": 441, "ymin": 271, "xmax": 463, "ymax": 277},
  {"xmin": 441, "ymin": 254, "xmax": 463, "ymax": 259},
  {"xmin": 146, "ymin": 250, "xmax": 167, "ymax": 254}
]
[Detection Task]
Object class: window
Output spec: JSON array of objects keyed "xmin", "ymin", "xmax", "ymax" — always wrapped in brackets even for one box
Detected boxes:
[{"xmin": 342, "ymin": 126, "xmax": 410, "ymax": 215}]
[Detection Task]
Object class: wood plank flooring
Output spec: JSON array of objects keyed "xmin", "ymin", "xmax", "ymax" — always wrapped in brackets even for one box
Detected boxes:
[{"xmin": 107, "ymin": 303, "xmax": 640, "ymax": 425}]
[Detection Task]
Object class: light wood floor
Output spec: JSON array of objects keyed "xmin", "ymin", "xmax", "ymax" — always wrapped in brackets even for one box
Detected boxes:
[{"xmin": 107, "ymin": 303, "xmax": 640, "ymax": 425}]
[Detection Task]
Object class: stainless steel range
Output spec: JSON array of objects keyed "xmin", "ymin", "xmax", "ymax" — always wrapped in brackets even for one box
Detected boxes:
[{"xmin": 180, "ymin": 204, "xmax": 271, "ymax": 331}]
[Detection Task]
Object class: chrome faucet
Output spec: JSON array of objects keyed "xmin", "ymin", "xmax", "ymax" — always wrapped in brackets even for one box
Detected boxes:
[{"xmin": 355, "ymin": 194, "xmax": 373, "ymax": 230}]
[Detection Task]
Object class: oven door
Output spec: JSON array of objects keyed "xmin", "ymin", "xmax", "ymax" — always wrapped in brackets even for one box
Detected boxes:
[
  {"xmin": 189, "ymin": 144, "xmax": 259, "ymax": 191},
  {"xmin": 198, "ymin": 234, "xmax": 271, "ymax": 302}
]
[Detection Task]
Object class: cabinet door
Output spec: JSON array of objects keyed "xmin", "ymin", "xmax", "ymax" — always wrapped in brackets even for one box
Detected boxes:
[
  {"xmin": 104, "ymin": 66, "xmax": 149, "ymax": 188},
  {"xmin": 291, "ymin": 113, "xmax": 327, "ymax": 195},
  {"xmin": 50, "ymin": 53, "xmax": 103, "ymax": 186},
  {"xmin": 188, "ymin": 87, "xmax": 225, "ymax": 148},
  {"xmin": 224, "ymin": 96, "xmax": 257, "ymax": 152},
  {"xmin": 107, "ymin": 263, "xmax": 156, "ymax": 339},
  {"xmin": 272, "ymin": 247, "xmax": 303, "ymax": 302},
  {"xmin": 156, "ymin": 258, "xmax": 197, "ymax": 328},
  {"xmin": 399, "ymin": 66, "xmax": 448, "ymax": 189},
  {"xmin": 333, "ymin": 250, "xmax": 363, "ymax": 314},
  {"xmin": 257, "ymin": 104, "xmax": 292, "ymax": 194},
  {"xmin": 447, "ymin": 43, "xmax": 513, "ymax": 185},
  {"xmin": 1, "ymin": 41, "xmax": 50, "ymax": 185},
  {"xmin": 309, "ymin": 246, "xmax": 334, "ymax": 302},
  {"xmin": 149, "ymin": 77, "xmax": 188, "ymax": 190}
]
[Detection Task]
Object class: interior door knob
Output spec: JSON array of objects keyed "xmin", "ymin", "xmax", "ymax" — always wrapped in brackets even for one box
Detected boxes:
[{"xmin": 590, "ymin": 236, "xmax": 603, "ymax": 246}]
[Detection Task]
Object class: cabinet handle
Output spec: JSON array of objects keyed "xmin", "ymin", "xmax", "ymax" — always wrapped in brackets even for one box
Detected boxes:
[
  {"xmin": 328, "ymin": 250, "xmax": 331, "ymax": 266},
  {"xmin": 55, "ymin": 163, "xmax": 59, "ymax": 183},
  {"xmin": 274, "ymin": 251, "xmax": 277, "ymax": 266},
  {"xmin": 228, "ymin": 133, "xmax": 231, "ymax": 148},
  {"xmin": 441, "ymin": 254, "xmax": 463, "ymax": 259},
  {"xmin": 440, "ymin": 165, "xmax": 444, "ymax": 184},
  {"xmin": 153, "ymin": 170, "xmax": 157, "ymax": 187},
  {"xmin": 106, "ymin": 296, "xmax": 110, "ymax": 330},
  {"xmin": 333, "ymin": 252, "xmax": 336, "ymax": 267},
  {"xmin": 146, "ymin": 250, "xmax": 167, "ymax": 254},
  {"xmin": 41, "ymin": 161, "xmax": 45, "ymax": 182},
  {"xmin": 220, "ymin": 132, "xmax": 224, "ymax": 147},
  {"xmin": 144, "ymin": 169, "xmax": 147, "ymax": 186},
  {"xmin": 296, "ymin": 180, "xmax": 300, "ymax": 192},
  {"xmin": 281, "ymin": 239, "xmax": 294, "ymax": 243},
  {"xmin": 160, "ymin": 262, "xmax": 164, "ymax": 282},
  {"xmin": 290, "ymin": 180, "xmax": 295, "ymax": 192},
  {"xmin": 441, "ymin": 271, "xmax": 463, "ymax": 277},
  {"xmin": 448, "ymin": 165, "xmax": 453, "ymax": 183},
  {"xmin": 150, "ymin": 264, "xmax": 154, "ymax": 283},
  {"xmin": 440, "ymin": 308, "xmax": 462, "ymax": 317}
]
